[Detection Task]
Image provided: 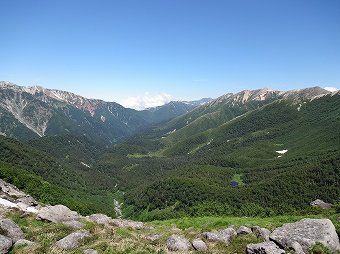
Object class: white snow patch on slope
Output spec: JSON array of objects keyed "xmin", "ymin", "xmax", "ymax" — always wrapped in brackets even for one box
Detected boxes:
[
  {"xmin": 101, "ymin": 115, "xmax": 106, "ymax": 122},
  {"xmin": 81, "ymin": 162, "xmax": 91, "ymax": 168},
  {"xmin": 276, "ymin": 149, "xmax": 288, "ymax": 154}
]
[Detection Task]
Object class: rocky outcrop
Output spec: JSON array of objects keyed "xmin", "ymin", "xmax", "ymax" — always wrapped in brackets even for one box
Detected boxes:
[
  {"xmin": 37, "ymin": 205, "xmax": 80, "ymax": 224},
  {"xmin": 0, "ymin": 235, "xmax": 12, "ymax": 254},
  {"xmin": 0, "ymin": 219, "xmax": 24, "ymax": 242},
  {"xmin": 55, "ymin": 230, "xmax": 91, "ymax": 250},
  {"xmin": 310, "ymin": 199, "xmax": 334, "ymax": 209},
  {"xmin": 166, "ymin": 234, "xmax": 191, "ymax": 251},
  {"xmin": 247, "ymin": 241, "xmax": 285, "ymax": 254},
  {"xmin": 192, "ymin": 238, "xmax": 208, "ymax": 251},
  {"xmin": 252, "ymin": 226, "xmax": 271, "ymax": 241},
  {"xmin": 269, "ymin": 219, "xmax": 340, "ymax": 252}
]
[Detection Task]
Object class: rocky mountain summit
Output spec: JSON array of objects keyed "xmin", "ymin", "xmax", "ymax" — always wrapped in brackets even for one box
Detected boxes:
[{"xmin": 0, "ymin": 178, "xmax": 339, "ymax": 253}]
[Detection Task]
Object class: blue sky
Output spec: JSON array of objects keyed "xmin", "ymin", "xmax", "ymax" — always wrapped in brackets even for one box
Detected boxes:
[{"xmin": 1, "ymin": 0, "xmax": 339, "ymax": 108}]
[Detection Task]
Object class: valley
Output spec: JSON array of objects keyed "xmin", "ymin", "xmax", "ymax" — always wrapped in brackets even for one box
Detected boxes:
[{"xmin": 0, "ymin": 83, "xmax": 340, "ymax": 253}]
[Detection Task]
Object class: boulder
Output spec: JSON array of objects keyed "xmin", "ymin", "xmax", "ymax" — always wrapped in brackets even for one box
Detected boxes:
[
  {"xmin": 237, "ymin": 226, "xmax": 252, "ymax": 235},
  {"xmin": 269, "ymin": 219, "xmax": 340, "ymax": 252},
  {"xmin": 246, "ymin": 241, "xmax": 285, "ymax": 254},
  {"xmin": 310, "ymin": 199, "xmax": 334, "ymax": 209},
  {"xmin": 0, "ymin": 235, "xmax": 12, "ymax": 254},
  {"xmin": 166, "ymin": 234, "xmax": 191, "ymax": 251},
  {"xmin": 202, "ymin": 232, "xmax": 222, "ymax": 242},
  {"xmin": 112, "ymin": 219, "xmax": 144, "ymax": 230},
  {"xmin": 192, "ymin": 238, "xmax": 208, "ymax": 251},
  {"xmin": 87, "ymin": 214, "xmax": 113, "ymax": 225},
  {"xmin": 84, "ymin": 249, "xmax": 98, "ymax": 254},
  {"xmin": 219, "ymin": 227, "xmax": 236, "ymax": 243},
  {"xmin": 55, "ymin": 230, "xmax": 90, "ymax": 250},
  {"xmin": 0, "ymin": 219, "xmax": 24, "ymax": 242},
  {"xmin": 62, "ymin": 220, "xmax": 84, "ymax": 229},
  {"xmin": 14, "ymin": 239, "xmax": 36, "ymax": 247},
  {"xmin": 37, "ymin": 205, "xmax": 80, "ymax": 224},
  {"xmin": 252, "ymin": 226, "xmax": 271, "ymax": 241},
  {"xmin": 202, "ymin": 227, "xmax": 236, "ymax": 244}
]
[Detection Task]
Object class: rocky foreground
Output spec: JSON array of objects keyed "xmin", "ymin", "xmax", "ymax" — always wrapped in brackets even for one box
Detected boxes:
[{"xmin": 1, "ymin": 178, "xmax": 340, "ymax": 254}]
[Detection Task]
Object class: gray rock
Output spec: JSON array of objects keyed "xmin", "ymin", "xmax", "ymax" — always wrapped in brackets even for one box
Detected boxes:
[
  {"xmin": 0, "ymin": 179, "xmax": 26, "ymax": 198},
  {"xmin": 0, "ymin": 235, "xmax": 12, "ymax": 254},
  {"xmin": 269, "ymin": 219, "xmax": 340, "ymax": 252},
  {"xmin": 16, "ymin": 196, "xmax": 38, "ymax": 207},
  {"xmin": 247, "ymin": 241, "xmax": 285, "ymax": 254},
  {"xmin": 202, "ymin": 227, "xmax": 236, "ymax": 244},
  {"xmin": 192, "ymin": 238, "xmax": 208, "ymax": 251},
  {"xmin": 237, "ymin": 226, "xmax": 252, "ymax": 235},
  {"xmin": 220, "ymin": 227, "xmax": 236, "ymax": 243},
  {"xmin": 112, "ymin": 219, "xmax": 144, "ymax": 230},
  {"xmin": 289, "ymin": 241, "xmax": 305, "ymax": 254},
  {"xmin": 310, "ymin": 199, "xmax": 334, "ymax": 209},
  {"xmin": 84, "ymin": 249, "xmax": 98, "ymax": 254},
  {"xmin": 55, "ymin": 230, "xmax": 90, "ymax": 250},
  {"xmin": 166, "ymin": 234, "xmax": 191, "ymax": 251},
  {"xmin": 202, "ymin": 232, "xmax": 222, "ymax": 241},
  {"xmin": 87, "ymin": 214, "xmax": 113, "ymax": 225},
  {"xmin": 37, "ymin": 205, "xmax": 80, "ymax": 224},
  {"xmin": 61, "ymin": 220, "xmax": 84, "ymax": 229},
  {"xmin": 14, "ymin": 239, "xmax": 36, "ymax": 247},
  {"xmin": 0, "ymin": 219, "xmax": 24, "ymax": 242},
  {"xmin": 252, "ymin": 226, "xmax": 271, "ymax": 241}
]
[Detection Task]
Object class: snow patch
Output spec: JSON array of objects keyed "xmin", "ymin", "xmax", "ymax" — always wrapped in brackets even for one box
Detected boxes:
[
  {"xmin": 101, "ymin": 115, "xmax": 106, "ymax": 122},
  {"xmin": 80, "ymin": 162, "xmax": 91, "ymax": 168},
  {"xmin": 276, "ymin": 149, "xmax": 288, "ymax": 154}
]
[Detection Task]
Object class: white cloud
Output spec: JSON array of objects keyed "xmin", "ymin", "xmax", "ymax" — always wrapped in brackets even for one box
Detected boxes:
[
  {"xmin": 324, "ymin": 87, "xmax": 338, "ymax": 92},
  {"xmin": 122, "ymin": 92, "xmax": 173, "ymax": 110}
]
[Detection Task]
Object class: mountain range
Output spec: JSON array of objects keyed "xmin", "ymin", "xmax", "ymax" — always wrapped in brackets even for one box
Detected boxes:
[
  {"xmin": 0, "ymin": 81, "xmax": 339, "ymax": 221},
  {"xmin": 0, "ymin": 81, "xmax": 211, "ymax": 143}
]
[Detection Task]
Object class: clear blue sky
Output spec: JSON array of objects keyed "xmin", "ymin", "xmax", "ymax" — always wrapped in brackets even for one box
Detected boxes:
[{"xmin": 1, "ymin": 0, "xmax": 339, "ymax": 107}]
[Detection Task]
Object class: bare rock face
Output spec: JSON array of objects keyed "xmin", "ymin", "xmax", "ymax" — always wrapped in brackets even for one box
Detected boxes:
[
  {"xmin": 310, "ymin": 199, "xmax": 334, "ymax": 209},
  {"xmin": 166, "ymin": 234, "xmax": 191, "ymax": 251},
  {"xmin": 252, "ymin": 226, "xmax": 271, "ymax": 241},
  {"xmin": 247, "ymin": 241, "xmax": 285, "ymax": 254},
  {"xmin": 55, "ymin": 230, "xmax": 90, "ymax": 250},
  {"xmin": 0, "ymin": 235, "xmax": 12, "ymax": 254},
  {"xmin": 0, "ymin": 219, "xmax": 24, "ymax": 242},
  {"xmin": 192, "ymin": 238, "xmax": 208, "ymax": 251},
  {"xmin": 237, "ymin": 226, "xmax": 252, "ymax": 235},
  {"xmin": 37, "ymin": 205, "xmax": 80, "ymax": 224},
  {"xmin": 269, "ymin": 219, "xmax": 340, "ymax": 252}
]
